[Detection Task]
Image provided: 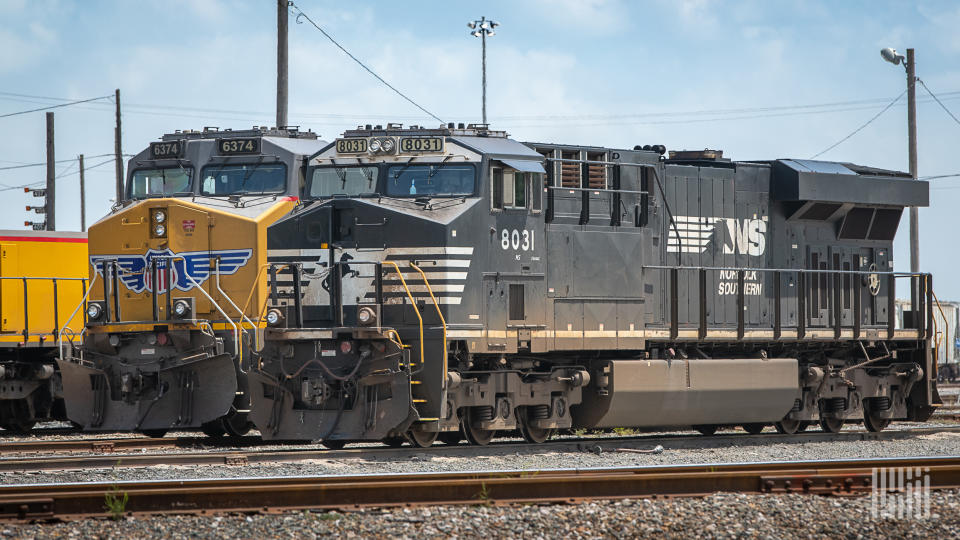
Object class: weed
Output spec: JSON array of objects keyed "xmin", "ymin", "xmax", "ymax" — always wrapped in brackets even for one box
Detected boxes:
[
  {"xmin": 474, "ymin": 482, "xmax": 492, "ymax": 504},
  {"xmin": 103, "ymin": 484, "xmax": 129, "ymax": 520}
]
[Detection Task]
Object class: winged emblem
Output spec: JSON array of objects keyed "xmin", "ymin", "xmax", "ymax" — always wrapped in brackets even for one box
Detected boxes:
[{"xmin": 90, "ymin": 248, "xmax": 253, "ymax": 294}]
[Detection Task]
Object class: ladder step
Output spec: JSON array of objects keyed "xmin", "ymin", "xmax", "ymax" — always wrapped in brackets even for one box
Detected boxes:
[
  {"xmin": 416, "ymin": 417, "xmax": 439, "ymax": 422},
  {"xmin": 409, "ymin": 380, "xmax": 422, "ymax": 384},
  {"xmin": 412, "ymin": 399, "xmax": 427, "ymax": 403}
]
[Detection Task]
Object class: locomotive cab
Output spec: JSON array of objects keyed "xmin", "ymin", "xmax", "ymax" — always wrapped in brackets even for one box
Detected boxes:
[{"xmin": 57, "ymin": 127, "xmax": 326, "ymax": 434}]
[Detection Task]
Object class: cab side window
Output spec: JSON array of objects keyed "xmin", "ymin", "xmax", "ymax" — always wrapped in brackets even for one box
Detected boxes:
[{"xmin": 491, "ymin": 167, "xmax": 504, "ymax": 210}]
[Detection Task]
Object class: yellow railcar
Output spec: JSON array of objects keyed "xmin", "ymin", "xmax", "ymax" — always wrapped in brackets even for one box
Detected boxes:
[{"xmin": 0, "ymin": 230, "xmax": 88, "ymax": 431}]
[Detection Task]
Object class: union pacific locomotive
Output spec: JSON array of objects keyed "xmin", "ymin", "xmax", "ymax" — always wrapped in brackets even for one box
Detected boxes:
[
  {"xmin": 57, "ymin": 127, "xmax": 326, "ymax": 435},
  {"xmin": 252, "ymin": 123, "xmax": 938, "ymax": 446}
]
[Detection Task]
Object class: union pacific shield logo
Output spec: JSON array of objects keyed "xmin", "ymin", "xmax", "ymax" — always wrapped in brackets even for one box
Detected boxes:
[{"xmin": 90, "ymin": 248, "xmax": 253, "ymax": 294}]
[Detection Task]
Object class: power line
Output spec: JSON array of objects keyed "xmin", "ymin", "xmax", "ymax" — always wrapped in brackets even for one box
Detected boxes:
[
  {"xmin": 918, "ymin": 79, "xmax": 960, "ymax": 128},
  {"xmin": 921, "ymin": 173, "xmax": 960, "ymax": 181},
  {"xmin": 288, "ymin": 2, "xmax": 444, "ymax": 124},
  {"xmin": 0, "ymin": 153, "xmax": 117, "ymax": 172},
  {"xmin": 0, "ymin": 94, "xmax": 113, "ymax": 119},
  {"xmin": 809, "ymin": 89, "xmax": 907, "ymax": 159}
]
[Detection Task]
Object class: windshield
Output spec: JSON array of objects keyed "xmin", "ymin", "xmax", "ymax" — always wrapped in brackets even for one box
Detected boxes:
[
  {"xmin": 309, "ymin": 166, "xmax": 379, "ymax": 198},
  {"xmin": 200, "ymin": 163, "xmax": 287, "ymax": 195},
  {"xmin": 385, "ymin": 163, "xmax": 476, "ymax": 197},
  {"xmin": 130, "ymin": 168, "xmax": 193, "ymax": 198}
]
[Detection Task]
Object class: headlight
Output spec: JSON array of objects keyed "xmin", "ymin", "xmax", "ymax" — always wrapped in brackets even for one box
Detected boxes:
[
  {"xmin": 357, "ymin": 306, "xmax": 376, "ymax": 326},
  {"xmin": 368, "ymin": 138, "xmax": 382, "ymax": 153},
  {"xmin": 154, "ymin": 223, "xmax": 166, "ymax": 236},
  {"xmin": 86, "ymin": 303, "xmax": 103, "ymax": 320},
  {"xmin": 266, "ymin": 308, "xmax": 284, "ymax": 327},
  {"xmin": 380, "ymin": 138, "xmax": 395, "ymax": 152},
  {"xmin": 173, "ymin": 300, "xmax": 190, "ymax": 318},
  {"xmin": 153, "ymin": 210, "xmax": 166, "ymax": 223}
]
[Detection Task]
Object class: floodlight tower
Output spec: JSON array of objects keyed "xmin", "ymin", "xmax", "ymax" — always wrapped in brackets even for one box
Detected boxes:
[
  {"xmin": 467, "ymin": 16, "xmax": 499, "ymax": 125},
  {"xmin": 880, "ymin": 47, "xmax": 919, "ymax": 274}
]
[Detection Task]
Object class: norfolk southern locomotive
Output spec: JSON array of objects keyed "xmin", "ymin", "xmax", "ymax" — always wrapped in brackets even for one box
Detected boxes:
[
  {"xmin": 58, "ymin": 127, "xmax": 326, "ymax": 436},
  {"xmin": 253, "ymin": 123, "xmax": 938, "ymax": 446}
]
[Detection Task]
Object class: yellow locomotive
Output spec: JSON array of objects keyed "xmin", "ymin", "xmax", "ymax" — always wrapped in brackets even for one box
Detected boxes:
[
  {"xmin": 57, "ymin": 127, "xmax": 325, "ymax": 435},
  {"xmin": 0, "ymin": 230, "xmax": 87, "ymax": 431}
]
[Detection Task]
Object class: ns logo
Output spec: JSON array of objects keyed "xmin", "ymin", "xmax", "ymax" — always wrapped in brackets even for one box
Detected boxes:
[
  {"xmin": 721, "ymin": 218, "xmax": 767, "ymax": 256},
  {"xmin": 669, "ymin": 215, "xmax": 767, "ymax": 256}
]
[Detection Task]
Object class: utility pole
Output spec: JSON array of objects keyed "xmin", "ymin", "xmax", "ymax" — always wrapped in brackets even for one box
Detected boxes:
[
  {"xmin": 45, "ymin": 112, "xmax": 55, "ymax": 231},
  {"xmin": 276, "ymin": 0, "xmax": 289, "ymax": 129},
  {"xmin": 114, "ymin": 88, "xmax": 123, "ymax": 203},
  {"xmin": 468, "ymin": 17, "xmax": 499, "ymax": 125},
  {"xmin": 79, "ymin": 154, "xmax": 86, "ymax": 232},
  {"xmin": 906, "ymin": 48, "xmax": 919, "ymax": 274}
]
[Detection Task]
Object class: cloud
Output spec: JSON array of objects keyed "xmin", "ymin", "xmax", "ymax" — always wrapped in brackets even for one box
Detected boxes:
[
  {"xmin": 917, "ymin": 3, "xmax": 960, "ymax": 53},
  {"xmin": 529, "ymin": 0, "xmax": 628, "ymax": 33}
]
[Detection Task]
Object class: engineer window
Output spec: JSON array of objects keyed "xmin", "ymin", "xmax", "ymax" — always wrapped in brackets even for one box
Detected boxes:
[{"xmin": 491, "ymin": 167, "xmax": 504, "ymax": 210}]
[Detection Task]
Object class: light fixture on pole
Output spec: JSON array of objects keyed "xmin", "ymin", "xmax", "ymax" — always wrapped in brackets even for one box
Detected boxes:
[
  {"xmin": 880, "ymin": 47, "xmax": 919, "ymax": 275},
  {"xmin": 467, "ymin": 16, "xmax": 498, "ymax": 125}
]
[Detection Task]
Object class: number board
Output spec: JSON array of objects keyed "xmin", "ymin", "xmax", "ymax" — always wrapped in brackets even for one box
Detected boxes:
[
  {"xmin": 217, "ymin": 138, "xmax": 260, "ymax": 155},
  {"xmin": 399, "ymin": 137, "xmax": 444, "ymax": 153},
  {"xmin": 150, "ymin": 141, "xmax": 184, "ymax": 159},
  {"xmin": 336, "ymin": 138, "xmax": 368, "ymax": 154}
]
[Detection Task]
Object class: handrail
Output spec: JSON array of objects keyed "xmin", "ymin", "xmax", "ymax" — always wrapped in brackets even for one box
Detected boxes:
[
  {"xmin": 382, "ymin": 261, "xmax": 424, "ymax": 371},
  {"xmin": 642, "ymin": 264, "xmax": 931, "ymax": 340},
  {"xmin": 214, "ymin": 259, "xmax": 261, "ymax": 354},
  {"xmin": 241, "ymin": 262, "xmax": 278, "ymax": 325},
  {"xmin": 169, "ymin": 256, "xmax": 241, "ymax": 368},
  {"xmin": 642, "ymin": 264, "xmax": 925, "ymax": 277},
  {"xmin": 409, "ymin": 262, "xmax": 448, "ymax": 390},
  {"xmin": 57, "ymin": 273, "xmax": 100, "ymax": 362}
]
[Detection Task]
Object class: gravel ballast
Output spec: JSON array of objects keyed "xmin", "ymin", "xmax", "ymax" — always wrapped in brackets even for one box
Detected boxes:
[
  {"xmin": 2, "ymin": 490, "xmax": 958, "ymax": 539},
  {"xmin": 2, "ymin": 428, "xmax": 958, "ymax": 485}
]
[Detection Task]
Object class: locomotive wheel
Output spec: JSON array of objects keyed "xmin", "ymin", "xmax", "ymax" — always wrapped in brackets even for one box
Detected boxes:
[
  {"xmin": 201, "ymin": 420, "xmax": 227, "ymax": 438},
  {"xmin": 141, "ymin": 429, "xmax": 168, "ymax": 438},
  {"xmin": 220, "ymin": 413, "xmax": 252, "ymax": 437},
  {"xmin": 382, "ymin": 437, "xmax": 406, "ymax": 448},
  {"xmin": 774, "ymin": 418, "xmax": 804, "ymax": 435},
  {"xmin": 0, "ymin": 401, "xmax": 36, "ymax": 434},
  {"xmin": 321, "ymin": 439, "xmax": 347, "ymax": 450},
  {"xmin": 518, "ymin": 409, "xmax": 554, "ymax": 444},
  {"xmin": 463, "ymin": 408, "xmax": 496, "ymax": 446},
  {"xmin": 438, "ymin": 432, "xmax": 463, "ymax": 445},
  {"xmin": 863, "ymin": 411, "xmax": 891, "ymax": 433},
  {"xmin": 741, "ymin": 423, "xmax": 766, "ymax": 435},
  {"xmin": 818, "ymin": 417, "xmax": 844, "ymax": 433},
  {"xmin": 693, "ymin": 425, "xmax": 718, "ymax": 436},
  {"xmin": 406, "ymin": 429, "xmax": 438, "ymax": 448}
]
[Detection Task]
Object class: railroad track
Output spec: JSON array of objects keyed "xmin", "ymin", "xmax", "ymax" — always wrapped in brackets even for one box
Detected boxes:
[
  {"xmin": 1, "ymin": 456, "xmax": 958, "ymax": 522},
  {"xmin": 1, "ymin": 426, "xmax": 958, "ymax": 474}
]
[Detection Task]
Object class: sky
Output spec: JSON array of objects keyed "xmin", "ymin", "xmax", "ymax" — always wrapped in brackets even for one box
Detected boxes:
[{"xmin": 1, "ymin": 0, "xmax": 959, "ymax": 296}]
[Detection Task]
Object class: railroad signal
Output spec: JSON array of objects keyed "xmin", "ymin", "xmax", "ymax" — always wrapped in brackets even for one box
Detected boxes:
[{"xmin": 24, "ymin": 187, "xmax": 50, "ymax": 230}]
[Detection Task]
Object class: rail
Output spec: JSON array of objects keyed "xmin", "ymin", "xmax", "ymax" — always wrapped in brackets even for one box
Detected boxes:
[
  {"xmin": 1, "ymin": 456, "xmax": 958, "ymax": 520},
  {"xmin": 641, "ymin": 265, "xmax": 932, "ymax": 342}
]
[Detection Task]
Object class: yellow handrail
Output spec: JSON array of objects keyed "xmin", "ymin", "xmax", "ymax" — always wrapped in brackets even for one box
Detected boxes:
[
  {"xmin": 382, "ymin": 261, "xmax": 424, "ymax": 370},
  {"xmin": 409, "ymin": 262, "xmax": 448, "ymax": 389}
]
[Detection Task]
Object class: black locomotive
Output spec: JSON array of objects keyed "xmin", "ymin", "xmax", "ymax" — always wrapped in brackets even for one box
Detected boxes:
[{"xmin": 252, "ymin": 123, "xmax": 938, "ymax": 446}]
